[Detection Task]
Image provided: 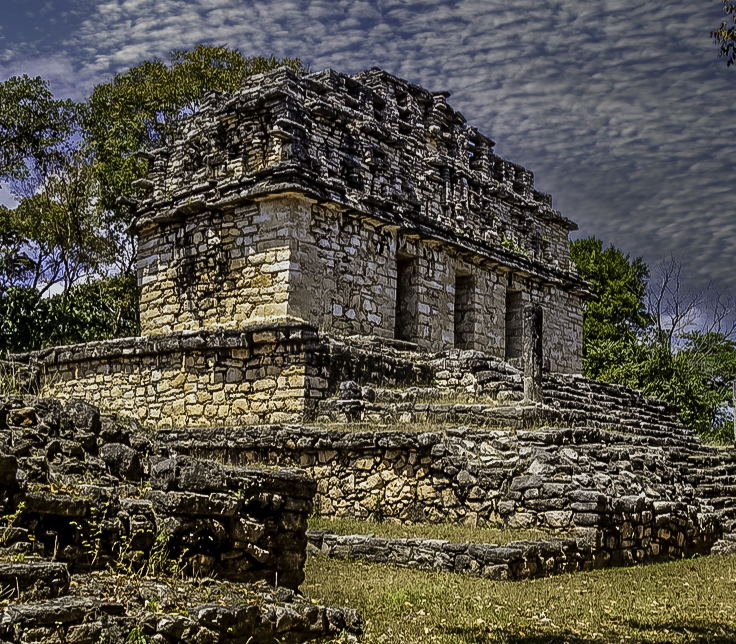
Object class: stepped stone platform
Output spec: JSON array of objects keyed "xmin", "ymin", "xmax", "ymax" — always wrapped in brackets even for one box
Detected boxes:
[
  {"xmin": 3, "ymin": 353, "xmax": 736, "ymax": 642},
  {"xmin": 149, "ymin": 354, "xmax": 736, "ymax": 573},
  {"xmin": 6, "ymin": 64, "xmax": 735, "ymax": 640}
]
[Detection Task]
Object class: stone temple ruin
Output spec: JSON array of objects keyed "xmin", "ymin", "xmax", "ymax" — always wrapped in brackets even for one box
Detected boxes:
[
  {"xmin": 18, "ymin": 65, "xmax": 590, "ymax": 429},
  {"xmin": 4, "ymin": 67, "xmax": 736, "ymax": 643}
]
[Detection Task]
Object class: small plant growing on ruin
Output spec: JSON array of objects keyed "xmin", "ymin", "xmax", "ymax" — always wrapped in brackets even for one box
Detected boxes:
[
  {"xmin": 0, "ymin": 361, "xmax": 24, "ymax": 395},
  {"xmin": 146, "ymin": 532, "xmax": 171, "ymax": 576},
  {"xmin": 0, "ymin": 502, "xmax": 25, "ymax": 546},
  {"xmin": 112, "ymin": 525, "xmax": 146, "ymax": 575},
  {"xmin": 145, "ymin": 597, "xmax": 159, "ymax": 613},
  {"xmin": 370, "ymin": 494, "xmax": 385, "ymax": 523},
  {"xmin": 125, "ymin": 627, "xmax": 147, "ymax": 644}
]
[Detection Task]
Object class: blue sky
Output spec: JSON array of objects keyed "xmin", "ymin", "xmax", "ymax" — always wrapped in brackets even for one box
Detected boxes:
[{"xmin": 1, "ymin": 0, "xmax": 734, "ymax": 304}]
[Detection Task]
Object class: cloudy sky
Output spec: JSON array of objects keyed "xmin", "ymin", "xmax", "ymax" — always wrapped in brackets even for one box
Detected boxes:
[{"xmin": 1, "ymin": 0, "xmax": 734, "ymax": 303}]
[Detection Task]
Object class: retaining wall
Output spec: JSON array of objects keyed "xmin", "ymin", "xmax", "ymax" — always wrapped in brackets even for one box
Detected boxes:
[
  {"xmin": 308, "ymin": 495, "xmax": 719, "ymax": 580},
  {"xmin": 155, "ymin": 422, "xmax": 724, "ymax": 556}
]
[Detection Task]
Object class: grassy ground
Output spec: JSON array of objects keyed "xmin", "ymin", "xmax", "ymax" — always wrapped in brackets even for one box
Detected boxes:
[
  {"xmin": 308, "ymin": 517, "xmax": 568, "ymax": 545},
  {"xmin": 303, "ymin": 554, "xmax": 736, "ymax": 643}
]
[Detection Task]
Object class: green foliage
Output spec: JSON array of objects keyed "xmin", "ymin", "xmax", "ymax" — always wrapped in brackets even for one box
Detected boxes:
[
  {"xmin": 50, "ymin": 272, "xmax": 140, "ymax": 345},
  {"xmin": 0, "ymin": 287, "xmax": 52, "ymax": 352},
  {"xmin": 125, "ymin": 627, "xmax": 147, "ymax": 644},
  {"xmin": 584, "ymin": 335, "xmax": 735, "ymax": 441},
  {"xmin": 0, "ymin": 501, "xmax": 25, "ymax": 546},
  {"xmin": 0, "ymin": 273, "xmax": 139, "ymax": 352},
  {"xmin": 572, "ymin": 239, "xmax": 736, "ymax": 441},
  {"xmin": 0, "ymin": 75, "xmax": 81, "ymax": 191},
  {"xmin": 0, "ymin": 205, "xmax": 36, "ymax": 293},
  {"xmin": 5, "ymin": 154, "xmax": 118, "ymax": 294},
  {"xmin": 570, "ymin": 237, "xmax": 650, "ymax": 348},
  {"xmin": 712, "ymin": 0, "xmax": 736, "ymax": 67},
  {"xmin": 0, "ymin": 48, "xmax": 308, "ymax": 354},
  {"xmin": 85, "ymin": 46, "xmax": 308, "ymax": 221}
]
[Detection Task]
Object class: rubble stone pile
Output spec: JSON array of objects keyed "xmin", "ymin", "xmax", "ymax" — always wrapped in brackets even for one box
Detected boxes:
[{"xmin": 0, "ymin": 396, "xmax": 362, "ymax": 644}]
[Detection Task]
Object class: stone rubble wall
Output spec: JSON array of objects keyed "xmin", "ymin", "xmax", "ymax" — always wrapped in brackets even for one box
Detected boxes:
[
  {"xmin": 0, "ymin": 587, "xmax": 361, "ymax": 644},
  {"xmin": 307, "ymin": 496, "xmax": 719, "ymax": 581},
  {"xmin": 0, "ymin": 397, "xmax": 317, "ymax": 591},
  {"xmin": 316, "ymin": 348, "xmax": 692, "ymax": 437},
  {"xmin": 0, "ymin": 397, "xmax": 364, "ymax": 643},
  {"xmin": 9, "ymin": 324, "xmax": 329, "ymax": 427},
  {"xmin": 3, "ymin": 332, "xmax": 706, "ymax": 437},
  {"xmin": 154, "ymin": 420, "xmax": 724, "ymax": 549},
  {"xmin": 0, "ymin": 563, "xmax": 69, "ymax": 601}
]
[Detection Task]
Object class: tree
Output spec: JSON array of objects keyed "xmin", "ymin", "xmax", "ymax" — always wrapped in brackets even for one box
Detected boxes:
[
  {"xmin": 646, "ymin": 254, "xmax": 736, "ymax": 353},
  {"xmin": 571, "ymin": 241, "xmax": 736, "ymax": 441},
  {"xmin": 0, "ymin": 76, "xmax": 131, "ymax": 351},
  {"xmin": 570, "ymin": 236, "xmax": 650, "ymax": 352},
  {"xmin": 0, "ymin": 75, "xmax": 80, "ymax": 192},
  {"xmin": 1, "ymin": 125, "xmax": 118, "ymax": 295},
  {"xmin": 0, "ymin": 274, "xmax": 139, "ymax": 353},
  {"xmin": 712, "ymin": 0, "xmax": 736, "ymax": 67}
]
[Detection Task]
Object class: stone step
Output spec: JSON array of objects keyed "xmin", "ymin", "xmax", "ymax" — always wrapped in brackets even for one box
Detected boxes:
[
  {"xmin": 306, "ymin": 519, "xmax": 719, "ymax": 582},
  {"xmin": 0, "ymin": 562, "xmax": 70, "ymax": 601}
]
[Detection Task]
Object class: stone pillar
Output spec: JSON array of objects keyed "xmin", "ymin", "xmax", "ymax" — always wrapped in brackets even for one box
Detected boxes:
[{"xmin": 523, "ymin": 305, "xmax": 543, "ymax": 403}]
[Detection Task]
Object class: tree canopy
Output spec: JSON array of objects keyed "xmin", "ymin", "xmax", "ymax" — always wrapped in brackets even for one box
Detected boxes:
[
  {"xmin": 570, "ymin": 237, "xmax": 650, "ymax": 347},
  {"xmin": 571, "ymin": 240, "xmax": 736, "ymax": 441},
  {"xmin": 712, "ymin": 0, "xmax": 736, "ymax": 67},
  {"xmin": 0, "ymin": 75, "xmax": 81, "ymax": 194},
  {"xmin": 85, "ymin": 47, "xmax": 308, "ymax": 221}
]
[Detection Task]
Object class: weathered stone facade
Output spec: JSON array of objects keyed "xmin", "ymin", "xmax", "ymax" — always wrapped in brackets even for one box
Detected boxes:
[
  {"xmin": 130, "ymin": 66, "xmax": 588, "ymax": 373},
  {"xmin": 17, "ymin": 324, "xmax": 326, "ymax": 427}
]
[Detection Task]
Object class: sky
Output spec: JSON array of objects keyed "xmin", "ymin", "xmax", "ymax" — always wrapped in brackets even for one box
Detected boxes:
[{"xmin": 1, "ymin": 0, "xmax": 734, "ymax": 309}]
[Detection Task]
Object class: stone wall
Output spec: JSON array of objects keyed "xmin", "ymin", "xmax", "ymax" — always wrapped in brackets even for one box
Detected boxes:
[
  {"xmin": 153, "ymin": 422, "xmax": 717, "ymax": 534},
  {"xmin": 135, "ymin": 191, "xmax": 583, "ymax": 371},
  {"xmin": 0, "ymin": 397, "xmax": 316, "ymax": 590},
  {"xmin": 0, "ymin": 592, "xmax": 361, "ymax": 644},
  {"xmin": 5, "ymin": 334, "xmax": 683, "ymax": 431},
  {"xmin": 308, "ymin": 496, "xmax": 720, "ymax": 581},
  {"xmin": 12, "ymin": 323, "xmax": 328, "ymax": 427},
  {"xmin": 0, "ymin": 397, "xmax": 363, "ymax": 644}
]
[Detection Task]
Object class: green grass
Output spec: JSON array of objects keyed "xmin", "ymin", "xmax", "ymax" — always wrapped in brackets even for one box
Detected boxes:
[
  {"xmin": 0, "ymin": 360, "xmax": 25, "ymax": 396},
  {"xmin": 304, "ymin": 554, "xmax": 736, "ymax": 643},
  {"xmin": 308, "ymin": 517, "xmax": 568, "ymax": 545}
]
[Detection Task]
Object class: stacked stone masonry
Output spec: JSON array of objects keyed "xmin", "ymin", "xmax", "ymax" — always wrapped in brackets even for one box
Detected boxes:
[
  {"xmin": 13, "ymin": 324, "xmax": 328, "ymax": 427},
  {"xmin": 0, "ymin": 397, "xmax": 317, "ymax": 587},
  {"xmin": 129, "ymin": 66, "xmax": 589, "ymax": 373},
  {"xmin": 11, "ymin": 336, "xmax": 699, "ymax": 431},
  {"xmin": 0, "ymin": 397, "xmax": 362, "ymax": 644},
  {"xmin": 306, "ymin": 494, "xmax": 719, "ymax": 581}
]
